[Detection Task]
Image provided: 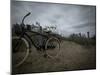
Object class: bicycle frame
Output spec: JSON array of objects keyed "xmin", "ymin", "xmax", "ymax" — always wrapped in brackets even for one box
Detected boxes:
[{"xmin": 19, "ymin": 30, "xmax": 49, "ymax": 50}]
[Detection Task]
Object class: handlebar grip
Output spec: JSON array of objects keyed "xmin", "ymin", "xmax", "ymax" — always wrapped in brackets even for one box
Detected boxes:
[{"xmin": 26, "ymin": 12, "xmax": 31, "ymax": 16}]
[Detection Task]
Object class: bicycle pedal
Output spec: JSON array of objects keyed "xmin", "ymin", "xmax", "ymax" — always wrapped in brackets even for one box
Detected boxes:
[
  {"xmin": 29, "ymin": 50, "xmax": 32, "ymax": 53},
  {"xmin": 43, "ymin": 54, "xmax": 51, "ymax": 58},
  {"xmin": 43, "ymin": 54, "xmax": 48, "ymax": 58}
]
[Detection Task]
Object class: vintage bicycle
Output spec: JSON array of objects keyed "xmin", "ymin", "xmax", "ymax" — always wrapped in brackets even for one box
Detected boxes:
[{"xmin": 12, "ymin": 12, "xmax": 61, "ymax": 67}]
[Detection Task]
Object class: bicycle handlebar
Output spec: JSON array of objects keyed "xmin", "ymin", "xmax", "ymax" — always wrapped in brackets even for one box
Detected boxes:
[
  {"xmin": 21, "ymin": 12, "xmax": 43, "ymax": 31},
  {"xmin": 22, "ymin": 12, "xmax": 31, "ymax": 24},
  {"xmin": 26, "ymin": 12, "xmax": 31, "ymax": 17}
]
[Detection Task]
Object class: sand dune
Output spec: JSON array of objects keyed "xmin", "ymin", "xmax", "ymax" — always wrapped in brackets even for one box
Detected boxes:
[{"xmin": 13, "ymin": 41, "xmax": 96, "ymax": 74}]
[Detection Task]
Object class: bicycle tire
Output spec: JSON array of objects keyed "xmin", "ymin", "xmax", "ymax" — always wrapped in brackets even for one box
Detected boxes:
[
  {"xmin": 45, "ymin": 37, "xmax": 60, "ymax": 58},
  {"xmin": 12, "ymin": 36, "xmax": 29, "ymax": 67}
]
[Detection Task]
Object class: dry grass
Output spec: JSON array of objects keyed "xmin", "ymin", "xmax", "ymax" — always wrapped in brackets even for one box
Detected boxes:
[{"xmin": 12, "ymin": 40, "xmax": 96, "ymax": 74}]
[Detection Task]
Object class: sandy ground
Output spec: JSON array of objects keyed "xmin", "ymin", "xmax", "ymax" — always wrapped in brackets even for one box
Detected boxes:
[{"xmin": 12, "ymin": 40, "xmax": 96, "ymax": 74}]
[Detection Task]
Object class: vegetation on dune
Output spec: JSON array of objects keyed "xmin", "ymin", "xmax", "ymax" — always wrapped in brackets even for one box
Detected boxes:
[{"xmin": 65, "ymin": 33, "xmax": 96, "ymax": 47}]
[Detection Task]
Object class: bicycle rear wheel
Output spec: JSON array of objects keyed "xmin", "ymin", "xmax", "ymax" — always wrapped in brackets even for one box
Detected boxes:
[
  {"xmin": 12, "ymin": 36, "xmax": 29, "ymax": 67},
  {"xmin": 45, "ymin": 37, "xmax": 60, "ymax": 58}
]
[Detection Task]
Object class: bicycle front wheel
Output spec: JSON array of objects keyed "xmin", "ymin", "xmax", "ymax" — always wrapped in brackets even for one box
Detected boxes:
[
  {"xmin": 12, "ymin": 36, "xmax": 29, "ymax": 67},
  {"xmin": 45, "ymin": 37, "xmax": 60, "ymax": 58}
]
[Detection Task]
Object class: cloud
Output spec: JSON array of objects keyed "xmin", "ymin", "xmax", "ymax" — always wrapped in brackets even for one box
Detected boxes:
[{"xmin": 11, "ymin": 1, "xmax": 96, "ymax": 37}]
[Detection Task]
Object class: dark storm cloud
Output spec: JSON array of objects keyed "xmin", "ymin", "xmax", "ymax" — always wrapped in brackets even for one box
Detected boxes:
[
  {"xmin": 71, "ymin": 21, "xmax": 96, "ymax": 29},
  {"xmin": 11, "ymin": 1, "xmax": 96, "ymax": 37}
]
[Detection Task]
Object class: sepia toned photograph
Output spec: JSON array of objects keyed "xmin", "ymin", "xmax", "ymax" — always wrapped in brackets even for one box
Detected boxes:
[{"xmin": 11, "ymin": 1, "xmax": 96, "ymax": 74}]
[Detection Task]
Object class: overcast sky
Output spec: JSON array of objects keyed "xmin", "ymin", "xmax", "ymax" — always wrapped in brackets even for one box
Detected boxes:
[{"xmin": 11, "ymin": 1, "xmax": 96, "ymax": 37}]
